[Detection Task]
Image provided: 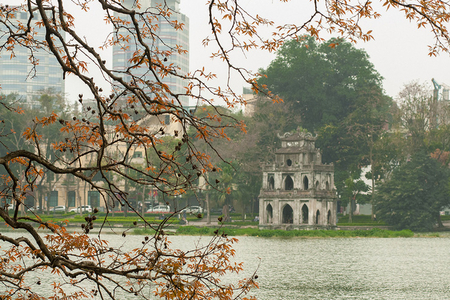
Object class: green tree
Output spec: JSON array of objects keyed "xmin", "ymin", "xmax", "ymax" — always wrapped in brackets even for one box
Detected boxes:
[
  {"xmin": 336, "ymin": 170, "xmax": 370, "ymax": 223},
  {"xmin": 258, "ymin": 37, "xmax": 385, "ymax": 133},
  {"xmin": 0, "ymin": 94, "xmax": 35, "ymax": 210},
  {"xmin": 374, "ymin": 151, "xmax": 450, "ymax": 231}
]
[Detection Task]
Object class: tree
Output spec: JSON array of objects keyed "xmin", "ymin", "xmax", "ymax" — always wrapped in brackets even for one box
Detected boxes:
[
  {"xmin": 2, "ymin": 0, "xmax": 450, "ymax": 299},
  {"xmin": 396, "ymin": 81, "xmax": 434, "ymax": 152},
  {"xmin": 374, "ymin": 151, "xmax": 450, "ymax": 231},
  {"xmin": 258, "ymin": 37, "xmax": 385, "ymax": 133},
  {"xmin": 336, "ymin": 169, "xmax": 370, "ymax": 223}
]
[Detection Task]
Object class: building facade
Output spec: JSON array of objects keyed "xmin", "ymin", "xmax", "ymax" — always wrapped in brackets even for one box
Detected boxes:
[
  {"xmin": 21, "ymin": 114, "xmax": 185, "ymax": 213},
  {"xmin": 112, "ymin": 0, "xmax": 190, "ymax": 107},
  {"xmin": 0, "ymin": 11, "xmax": 64, "ymax": 108},
  {"xmin": 259, "ymin": 130, "xmax": 337, "ymax": 229}
]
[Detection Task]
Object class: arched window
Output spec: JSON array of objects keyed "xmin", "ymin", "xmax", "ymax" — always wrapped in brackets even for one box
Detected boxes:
[
  {"xmin": 286, "ymin": 159, "xmax": 292, "ymax": 166},
  {"xmin": 285, "ymin": 175, "xmax": 294, "ymax": 190},
  {"xmin": 266, "ymin": 204, "xmax": 273, "ymax": 224},
  {"xmin": 282, "ymin": 204, "xmax": 293, "ymax": 224},
  {"xmin": 303, "ymin": 176, "xmax": 309, "ymax": 190},
  {"xmin": 315, "ymin": 209, "xmax": 320, "ymax": 224},
  {"xmin": 268, "ymin": 176, "xmax": 275, "ymax": 190},
  {"xmin": 301, "ymin": 204, "xmax": 309, "ymax": 224}
]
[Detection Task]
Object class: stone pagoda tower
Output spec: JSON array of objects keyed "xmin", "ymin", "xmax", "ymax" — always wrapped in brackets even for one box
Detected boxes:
[{"xmin": 259, "ymin": 130, "xmax": 337, "ymax": 229}]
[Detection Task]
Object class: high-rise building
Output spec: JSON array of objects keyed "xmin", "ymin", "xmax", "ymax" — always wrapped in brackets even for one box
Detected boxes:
[
  {"xmin": 0, "ymin": 11, "xmax": 64, "ymax": 109},
  {"xmin": 112, "ymin": 0, "xmax": 190, "ymax": 107}
]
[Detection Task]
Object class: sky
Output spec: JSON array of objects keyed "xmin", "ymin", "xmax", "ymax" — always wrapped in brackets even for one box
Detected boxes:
[
  {"xmin": 4, "ymin": 0, "xmax": 450, "ymax": 103},
  {"xmin": 178, "ymin": 0, "xmax": 450, "ymax": 100}
]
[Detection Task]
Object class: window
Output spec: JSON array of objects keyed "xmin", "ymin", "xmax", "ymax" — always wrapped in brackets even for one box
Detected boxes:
[
  {"xmin": 133, "ymin": 151, "xmax": 143, "ymax": 158},
  {"xmin": 303, "ymin": 176, "xmax": 309, "ymax": 190},
  {"xmin": 46, "ymin": 171, "xmax": 54, "ymax": 183},
  {"xmin": 285, "ymin": 175, "xmax": 294, "ymax": 190},
  {"xmin": 49, "ymin": 191, "xmax": 58, "ymax": 207},
  {"xmin": 268, "ymin": 175, "xmax": 275, "ymax": 190},
  {"xmin": 302, "ymin": 204, "xmax": 309, "ymax": 224},
  {"xmin": 88, "ymin": 191, "xmax": 100, "ymax": 207},
  {"xmin": 25, "ymin": 195, "xmax": 34, "ymax": 208},
  {"xmin": 266, "ymin": 204, "xmax": 273, "ymax": 224},
  {"xmin": 282, "ymin": 205, "xmax": 293, "ymax": 224},
  {"xmin": 68, "ymin": 191, "xmax": 76, "ymax": 207}
]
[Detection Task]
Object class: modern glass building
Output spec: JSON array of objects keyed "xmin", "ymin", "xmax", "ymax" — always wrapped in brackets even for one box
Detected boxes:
[
  {"xmin": 112, "ymin": 0, "xmax": 190, "ymax": 107},
  {"xmin": 0, "ymin": 11, "xmax": 64, "ymax": 109}
]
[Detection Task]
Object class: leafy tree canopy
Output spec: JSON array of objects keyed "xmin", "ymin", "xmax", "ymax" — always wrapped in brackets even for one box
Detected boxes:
[
  {"xmin": 258, "ymin": 36, "xmax": 385, "ymax": 133},
  {"xmin": 374, "ymin": 151, "xmax": 450, "ymax": 231}
]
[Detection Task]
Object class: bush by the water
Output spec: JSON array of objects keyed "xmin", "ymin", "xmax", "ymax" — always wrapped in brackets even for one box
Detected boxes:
[
  {"xmin": 337, "ymin": 214, "xmax": 385, "ymax": 225},
  {"xmin": 175, "ymin": 226, "xmax": 414, "ymax": 238}
]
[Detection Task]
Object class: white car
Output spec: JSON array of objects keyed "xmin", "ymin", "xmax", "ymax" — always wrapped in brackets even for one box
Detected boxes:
[
  {"xmin": 182, "ymin": 206, "xmax": 203, "ymax": 214},
  {"xmin": 147, "ymin": 205, "xmax": 171, "ymax": 213},
  {"xmin": 53, "ymin": 205, "xmax": 66, "ymax": 212},
  {"xmin": 69, "ymin": 205, "xmax": 92, "ymax": 213},
  {"xmin": 27, "ymin": 206, "xmax": 39, "ymax": 212}
]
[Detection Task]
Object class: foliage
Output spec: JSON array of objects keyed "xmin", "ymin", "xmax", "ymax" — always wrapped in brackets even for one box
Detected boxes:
[
  {"xmin": 258, "ymin": 37, "xmax": 385, "ymax": 133},
  {"xmin": 191, "ymin": 106, "xmax": 262, "ymax": 219},
  {"xmin": 175, "ymin": 226, "xmax": 414, "ymax": 238},
  {"xmin": 337, "ymin": 214, "xmax": 385, "ymax": 225},
  {"xmin": 1, "ymin": 0, "xmax": 450, "ymax": 299},
  {"xmin": 374, "ymin": 151, "xmax": 450, "ymax": 231},
  {"xmin": 396, "ymin": 81, "xmax": 434, "ymax": 152}
]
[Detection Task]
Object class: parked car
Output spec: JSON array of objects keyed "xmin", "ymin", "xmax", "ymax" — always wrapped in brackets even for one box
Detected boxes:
[
  {"xmin": 147, "ymin": 205, "xmax": 171, "ymax": 213},
  {"xmin": 53, "ymin": 205, "xmax": 66, "ymax": 212},
  {"xmin": 182, "ymin": 206, "xmax": 203, "ymax": 214},
  {"xmin": 69, "ymin": 205, "xmax": 92, "ymax": 213},
  {"xmin": 27, "ymin": 206, "xmax": 39, "ymax": 212}
]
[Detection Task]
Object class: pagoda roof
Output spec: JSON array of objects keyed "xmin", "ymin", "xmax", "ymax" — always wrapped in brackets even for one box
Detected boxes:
[{"xmin": 278, "ymin": 131, "xmax": 316, "ymax": 141}]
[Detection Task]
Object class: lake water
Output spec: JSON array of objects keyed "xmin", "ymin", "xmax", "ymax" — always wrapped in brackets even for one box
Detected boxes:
[
  {"xmin": 228, "ymin": 237, "xmax": 450, "ymax": 299},
  {"xmin": 3, "ymin": 232, "xmax": 450, "ymax": 299}
]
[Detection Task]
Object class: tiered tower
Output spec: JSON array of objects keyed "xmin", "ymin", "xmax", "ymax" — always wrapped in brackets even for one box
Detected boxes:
[{"xmin": 259, "ymin": 130, "xmax": 337, "ymax": 229}]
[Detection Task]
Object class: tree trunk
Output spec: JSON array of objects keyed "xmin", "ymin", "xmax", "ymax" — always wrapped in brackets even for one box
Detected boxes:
[
  {"xmin": 437, "ymin": 213, "xmax": 444, "ymax": 228},
  {"xmin": 142, "ymin": 186, "xmax": 146, "ymax": 216},
  {"xmin": 370, "ymin": 139, "xmax": 375, "ymax": 221},
  {"xmin": 222, "ymin": 204, "xmax": 230, "ymax": 223},
  {"xmin": 124, "ymin": 178, "xmax": 128, "ymax": 217},
  {"xmin": 38, "ymin": 191, "xmax": 43, "ymax": 214},
  {"xmin": 142, "ymin": 186, "xmax": 146, "ymax": 228},
  {"xmin": 206, "ymin": 192, "xmax": 211, "ymax": 225},
  {"xmin": 251, "ymin": 197, "xmax": 255, "ymax": 218},
  {"xmin": 348, "ymin": 197, "xmax": 353, "ymax": 223}
]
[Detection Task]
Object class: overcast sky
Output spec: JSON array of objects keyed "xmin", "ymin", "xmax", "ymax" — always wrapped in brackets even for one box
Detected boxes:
[
  {"xmin": 179, "ymin": 0, "xmax": 450, "ymax": 100},
  {"xmin": 4, "ymin": 0, "xmax": 450, "ymax": 103}
]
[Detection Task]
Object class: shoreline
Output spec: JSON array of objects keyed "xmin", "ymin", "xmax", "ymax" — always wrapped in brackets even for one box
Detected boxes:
[{"xmin": 2, "ymin": 218, "xmax": 450, "ymax": 238}]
